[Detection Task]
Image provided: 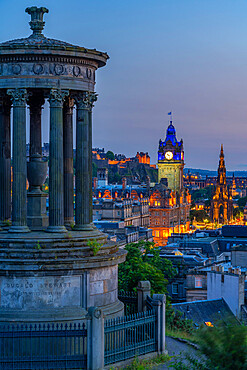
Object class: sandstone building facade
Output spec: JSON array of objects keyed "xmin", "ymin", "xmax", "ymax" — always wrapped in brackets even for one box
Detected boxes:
[{"xmin": 210, "ymin": 145, "xmax": 233, "ymax": 224}]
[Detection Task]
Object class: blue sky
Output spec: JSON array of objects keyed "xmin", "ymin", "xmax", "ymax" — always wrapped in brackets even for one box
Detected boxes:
[{"xmin": 1, "ymin": 0, "xmax": 247, "ymax": 170}]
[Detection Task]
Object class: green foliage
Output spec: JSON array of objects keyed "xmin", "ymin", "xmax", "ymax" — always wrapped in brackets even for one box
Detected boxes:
[
  {"xmin": 233, "ymin": 196, "xmax": 246, "ymax": 219},
  {"xmin": 204, "ymin": 199, "xmax": 211, "ymax": 210},
  {"xmin": 166, "ymin": 308, "xmax": 194, "ymax": 334},
  {"xmin": 116, "ymin": 354, "xmax": 170, "ymax": 369},
  {"xmin": 105, "ymin": 150, "xmax": 115, "ymax": 160},
  {"xmin": 108, "ymin": 171, "xmax": 122, "ymax": 184},
  {"xmin": 165, "ymin": 328, "xmax": 198, "ymax": 344},
  {"xmin": 237, "ymin": 196, "xmax": 247, "ymax": 208},
  {"xmin": 233, "ymin": 207, "xmax": 243, "ymax": 219},
  {"xmin": 87, "ymin": 239, "xmax": 103, "ymax": 256},
  {"xmin": 118, "ymin": 241, "xmax": 177, "ymax": 294},
  {"xmin": 92, "ymin": 162, "xmax": 98, "ymax": 178},
  {"xmin": 190, "ymin": 209, "xmax": 210, "ymax": 222},
  {"xmin": 197, "ymin": 322, "xmax": 247, "ymax": 370},
  {"xmin": 191, "ymin": 186, "xmax": 213, "ymax": 202},
  {"xmin": 35, "ymin": 240, "xmax": 41, "ymax": 250},
  {"xmin": 171, "ymin": 354, "xmax": 207, "ymax": 370},
  {"xmin": 171, "ymin": 322, "xmax": 247, "ymax": 370}
]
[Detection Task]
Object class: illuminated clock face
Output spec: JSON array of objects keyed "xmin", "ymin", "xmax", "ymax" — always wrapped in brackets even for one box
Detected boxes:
[{"xmin": 165, "ymin": 151, "xmax": 173, "ymax": 160}]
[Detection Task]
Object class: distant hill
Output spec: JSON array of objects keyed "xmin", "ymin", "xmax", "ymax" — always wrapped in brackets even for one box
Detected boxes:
[{"xmin": 184, "ymin": 168, "xmax": 247, "ymax": 178}]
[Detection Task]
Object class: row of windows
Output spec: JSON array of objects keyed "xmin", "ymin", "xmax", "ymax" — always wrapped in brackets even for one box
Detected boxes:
[
  {"xmin": 153, "ymin": 230, "xmax": 170, "ymax": 238},
  {"xmin": 172, "ymin": 277, "xmax": 202, "ymax": 294}
]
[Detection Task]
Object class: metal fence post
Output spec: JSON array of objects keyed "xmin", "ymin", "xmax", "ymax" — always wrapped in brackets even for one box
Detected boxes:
[
  {"xmin": 152, "ymin": 294, "xmax": 166, "ymax": 354},
  {"xmin": 137, "ymin": 281, "xmax": 151, "ymax": 312},
  {"xmin": 87, "ymin": 307, "xmax": 104, "ymax": 370}
]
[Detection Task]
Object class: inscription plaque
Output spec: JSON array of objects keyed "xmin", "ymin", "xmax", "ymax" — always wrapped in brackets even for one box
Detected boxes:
[{"xmin": 0, "ymin": 276, "xmax": 81, "ymax": 309}]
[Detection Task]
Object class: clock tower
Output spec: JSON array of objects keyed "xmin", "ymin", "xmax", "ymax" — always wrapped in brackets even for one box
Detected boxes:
[{"xmin": 157, "ymin": 120, "xmax": 184, "ymax": 192}]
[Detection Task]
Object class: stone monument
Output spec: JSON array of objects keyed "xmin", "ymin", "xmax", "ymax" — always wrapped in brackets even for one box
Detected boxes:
[{"xmin": 0, "ymin": 6, "xmax": 126, "ymax": 324}]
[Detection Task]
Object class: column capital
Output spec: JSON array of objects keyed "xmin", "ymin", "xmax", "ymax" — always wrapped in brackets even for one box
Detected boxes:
[
  {"xmin": 73, "ymin": 91, "xmax": 98, "ymax": 110},
  {"xmin": 88, "ymin": 92, "xmax": 98, "ymax": 111},
  {"xmin": 48, "ymin": 89, "xmax": 69, "ymax": 108},
  {"xmin": 7, "ymin": 88, "xmax": 30, "ymax": 107},
  {"xmin": 73, "ymin": 91, "xmax": 89, "ymax": 110}
]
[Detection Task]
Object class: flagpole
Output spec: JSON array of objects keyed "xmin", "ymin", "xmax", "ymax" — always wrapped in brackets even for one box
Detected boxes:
[{"xmin": 168, "ymin": 111, "xmax": 172, "ymax": 125}]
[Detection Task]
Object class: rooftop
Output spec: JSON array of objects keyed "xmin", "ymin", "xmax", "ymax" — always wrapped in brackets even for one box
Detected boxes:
[{"xmin": 173, "ymin": 298, "xmax": 238, "ymax": 326}]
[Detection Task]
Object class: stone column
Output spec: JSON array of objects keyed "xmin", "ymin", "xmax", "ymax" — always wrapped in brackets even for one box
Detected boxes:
[
  {"xmin": 63, "ymin": 97, "xmax": 74, "ymax": 228},
  {"xmin": 47, "ymin": 89, "xmax": 69, "ymax": 233},
  {"xmin": 7, "ymin": 89, "xmax": 30, "ymax": 233},
  {"xmin": 73, "ymin": 92, "xmax": 91, "ymax": 230},
  {"xmin": 0, "ymin": 94, "xmax": 11, "ymax": 226},
  {"xmin": 88, "ymin": 93, "xmax": 97, "ymax": 225},
  {"xmin": 28, "ymin": 92, "xmax": 45, "ymax": 158}
]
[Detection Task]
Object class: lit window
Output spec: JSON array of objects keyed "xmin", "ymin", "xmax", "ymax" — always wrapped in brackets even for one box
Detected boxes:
[{"xmin": 195, "ymin": 277, "xmax": 202, "ymax": 288}]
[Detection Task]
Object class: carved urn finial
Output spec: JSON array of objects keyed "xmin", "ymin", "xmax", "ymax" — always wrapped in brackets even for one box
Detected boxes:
[{"xmin": 25, "ymin": 6, "xmax": 49, "ymax": 37}]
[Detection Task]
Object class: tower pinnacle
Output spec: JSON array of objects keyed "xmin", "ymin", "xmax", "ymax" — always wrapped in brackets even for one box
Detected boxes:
[{"xmin": 220, "ymin": 144, "xmax": 224, "ymax": 158}]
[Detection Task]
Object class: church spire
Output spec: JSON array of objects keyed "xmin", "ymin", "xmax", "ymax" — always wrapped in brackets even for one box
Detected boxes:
[
  {"xmin": 211, "ymin": 144, "xmax": 233, "ymax": 224},
  {"xmin": 220, "ymin": 144, "xmax": 224, "ymax": 158}
]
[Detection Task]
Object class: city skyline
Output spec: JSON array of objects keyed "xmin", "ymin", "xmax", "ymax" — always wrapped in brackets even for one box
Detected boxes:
[{"xmin": 1, "ymin": 0, "xmax": 247, "ymax": 170}]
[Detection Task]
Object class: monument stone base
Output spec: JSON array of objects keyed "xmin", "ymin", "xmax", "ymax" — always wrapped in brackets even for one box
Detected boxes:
[
  {"xmin": 27, "ymin": 192, "xmax": 48, "ymax": 230},
  {"xmin": 0, "ymin": 228, "xmax": 126, "ymax": 324}
]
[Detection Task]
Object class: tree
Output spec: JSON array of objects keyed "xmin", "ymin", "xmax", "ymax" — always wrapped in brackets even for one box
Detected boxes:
[
  {"xmin": 92, "ymin": 162, "xmax": 98, "ymax": 178},
  {"xmin": 197, "ymin": 323, "xmax": 247, "ymax": 370},
  {"xmin": 233, "ymin": 207, "xmax": 243, "ymax": 219},
  {"xmin": 118, "ymin": 241, "xmax": 177, "ymax": 294},
  {"xmin": 108, "ymin": 171, "xmax": 122, "ymax": 184},
  {"xmin": 190, "ymin": 210, "xmax": 210, "ymax": 222},
  {"xmin": 172, "ymin": 322, "xmax": 247, "ymax": 370},
  {"xmin": 238, "ymin": 196, "xmax": 247, "ymax": 208},
  {"xmin": 191, "ymin": 186, "xmax": 214, "ymax": 202},
  {"xmin": 105, "ymin": 150, "xmax": 115, "ymax": 160}
]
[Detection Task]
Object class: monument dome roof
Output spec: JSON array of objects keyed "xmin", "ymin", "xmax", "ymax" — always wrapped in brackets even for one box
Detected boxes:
[{"xmin": 0, "ymin": 35, "xmax": 75, "ymax": 49}]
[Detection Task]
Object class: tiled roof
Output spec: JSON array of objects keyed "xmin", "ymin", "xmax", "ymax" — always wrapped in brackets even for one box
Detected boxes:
[{"xmin": 172, "ymin": 298, "xmax": 238, "ymax": 326}]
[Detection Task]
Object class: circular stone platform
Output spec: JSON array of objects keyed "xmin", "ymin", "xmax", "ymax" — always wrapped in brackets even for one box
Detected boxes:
[{"xmin": 0, "ymin": 229, "xmax": 126, "ymax": 323}]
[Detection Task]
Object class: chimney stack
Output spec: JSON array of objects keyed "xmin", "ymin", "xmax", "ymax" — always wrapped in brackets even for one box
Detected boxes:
[{"xmin": 93, "ymin": 177, "xmax": 98, "ymax": 190}]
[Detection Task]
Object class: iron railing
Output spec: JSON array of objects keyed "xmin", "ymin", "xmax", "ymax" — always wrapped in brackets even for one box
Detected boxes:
[
  {"xmin": 104, "ymin": 310, "xmax": 157, "ymax": 366},
  {"xmin": 146, "ymin": 295, "xmax": 154, "ymax": 311},
  {"xmin": 118, "ymin": 290, "xmax": 138, "ymax": 315},
  {"xmin": 0, "ymin": 323, "xmax": 87, "ymax": 370}
]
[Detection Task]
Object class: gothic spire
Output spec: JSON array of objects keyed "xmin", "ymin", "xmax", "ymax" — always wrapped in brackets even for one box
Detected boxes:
[{"xmin": 220, "ymin": 144, "xmax": 224, "ymax": 158}]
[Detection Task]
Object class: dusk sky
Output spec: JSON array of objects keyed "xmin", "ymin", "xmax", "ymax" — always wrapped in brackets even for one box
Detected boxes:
[{"xmin": 0, "ymin": 0, "xmax": 247, "ymax": 170}]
